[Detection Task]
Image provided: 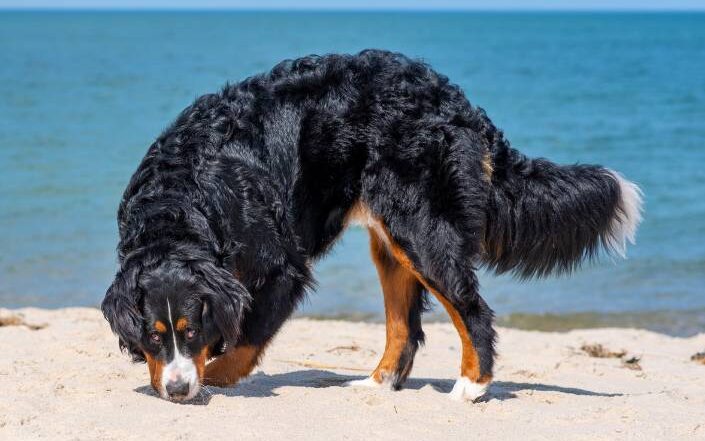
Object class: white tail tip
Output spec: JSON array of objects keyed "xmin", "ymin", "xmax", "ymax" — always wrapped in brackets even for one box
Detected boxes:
[{"xmin": 606, "ymin": 170, "xmax": 644, "ymax": 257}]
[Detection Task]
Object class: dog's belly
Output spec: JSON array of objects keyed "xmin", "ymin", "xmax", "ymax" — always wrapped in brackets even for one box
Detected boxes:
[{"xmin": 344, "ymin": 201, "xmax": 391, "ymax": 249}]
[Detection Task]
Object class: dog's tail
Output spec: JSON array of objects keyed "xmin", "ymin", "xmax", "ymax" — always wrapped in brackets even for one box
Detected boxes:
[{"xmin": 482, "ymin": 145, "xmax": 643, "ymax": 279}]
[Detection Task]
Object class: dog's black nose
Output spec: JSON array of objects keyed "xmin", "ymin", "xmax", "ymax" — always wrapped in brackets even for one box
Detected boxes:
[{"xmin": 165, "ymin": 380, "xmax": 189, "ymax": 398}]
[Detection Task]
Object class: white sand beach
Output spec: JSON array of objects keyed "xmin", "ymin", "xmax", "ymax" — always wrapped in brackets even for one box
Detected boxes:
[{"xmin": 1, "ymin": 307, "xmax": 704, "ymax": 440}]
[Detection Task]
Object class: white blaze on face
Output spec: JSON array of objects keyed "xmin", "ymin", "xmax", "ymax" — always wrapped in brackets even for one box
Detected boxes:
[{"xmin": 159, "ymin": 298, "xmax": 199, "ymax": 400}]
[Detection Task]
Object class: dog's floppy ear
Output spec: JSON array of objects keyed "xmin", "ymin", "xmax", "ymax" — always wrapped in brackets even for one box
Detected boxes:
[
  {"xmin": 192, "ymin": 261, "xmax": 251, "ymax": 345},
  {"xmin": 101, "ymin": 264, "xmax": 145, "ymax": 361}
]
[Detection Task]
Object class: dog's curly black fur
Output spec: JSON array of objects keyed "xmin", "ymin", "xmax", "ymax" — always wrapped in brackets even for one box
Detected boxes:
[{"xmin": 103, "ymin": 50, "xmax": 641, "ymax": 391}]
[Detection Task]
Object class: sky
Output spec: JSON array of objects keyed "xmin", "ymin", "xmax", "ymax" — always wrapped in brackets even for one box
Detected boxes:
[{"xmin": 2, "ymin": 0, "xmax": 704, "ymax": 10}]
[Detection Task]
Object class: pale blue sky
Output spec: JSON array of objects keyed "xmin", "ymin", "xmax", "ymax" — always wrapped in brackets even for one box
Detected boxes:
[{"xmin": 2, "ymin": 0, "xmax": 704, "ymax": 10}]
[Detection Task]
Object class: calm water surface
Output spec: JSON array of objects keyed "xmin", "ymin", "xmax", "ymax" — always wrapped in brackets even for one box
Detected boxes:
[{"xmin": 1, "ymin": 11, "xmax": 704, "ymax": 335}]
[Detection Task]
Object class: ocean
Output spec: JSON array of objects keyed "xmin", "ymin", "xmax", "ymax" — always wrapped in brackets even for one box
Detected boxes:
[{"xmin": 1, "ymin": 11, "xmax": 704, "ymax": 335}]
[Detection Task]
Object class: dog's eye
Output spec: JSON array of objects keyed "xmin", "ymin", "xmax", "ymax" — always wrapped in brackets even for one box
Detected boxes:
[
  {"xmin": 149, "ymin": 332, "xmax": 162, "ymax": 344},
  {"xmin": 185, "ymin": 328, "xmax": 198, "ymax": 340}
]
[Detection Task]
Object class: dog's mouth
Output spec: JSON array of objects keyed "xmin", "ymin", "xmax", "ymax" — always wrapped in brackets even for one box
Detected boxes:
[
  {"xmin": 161, "ymin": 356, "xmax": 202, "ymax": 401},
  {"xmin": 146, "ymin": 350, "xmax": 204, "ymax": 402}
]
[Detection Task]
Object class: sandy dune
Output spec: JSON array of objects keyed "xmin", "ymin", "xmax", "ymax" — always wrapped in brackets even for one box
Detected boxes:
[{"xmin": 1, "ymin": 307, "xmax": 704, "ymax": 440}]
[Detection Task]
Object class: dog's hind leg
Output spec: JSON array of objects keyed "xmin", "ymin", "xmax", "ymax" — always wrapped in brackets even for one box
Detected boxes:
[
  {"xmin": 355, "ymin": 123, "xmax": 497, "ymax": 399},
  {"xmin": 354, "ymin": 208, "xmax": 495, "ymax": 401},
  {"xmin": 383, "ymin": 237, "xmax": 494, "ymax": 401},
  {"xmin": 347, "ymin": 228, "xmax": 426, "ymax": 390},
  {"xmin": 430, "ymin": 289, "xmax": 494, "ymax": 401}
]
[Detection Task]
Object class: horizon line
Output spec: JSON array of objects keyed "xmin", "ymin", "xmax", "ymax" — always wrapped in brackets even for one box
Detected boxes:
[{"xmin": 2, "ymin": 7, "xmax": 705, "ymax": 12}]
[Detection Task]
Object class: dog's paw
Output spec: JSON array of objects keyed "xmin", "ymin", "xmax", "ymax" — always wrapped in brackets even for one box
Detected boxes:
[
  {"xmin": 344, "ymin": 377, "xmax": 383, "ymax": 388},
  {"xmin": 448, "ymin": 377, "xmax": 489, "ymax": 402},
  {"xmin": 236, "ymin": 371, "xmax": 263, "ymax": 385}
]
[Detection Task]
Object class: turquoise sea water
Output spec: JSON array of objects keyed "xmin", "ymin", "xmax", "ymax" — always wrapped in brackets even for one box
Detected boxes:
[{"xmin": 1, "ymin": 11, "xmax": 704, "ymax": 335}]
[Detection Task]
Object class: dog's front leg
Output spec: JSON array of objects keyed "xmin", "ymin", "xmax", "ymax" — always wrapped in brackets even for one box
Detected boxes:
[{"xmin": 202, "ymin": 344, "xmax": 265, "ymax": 387}]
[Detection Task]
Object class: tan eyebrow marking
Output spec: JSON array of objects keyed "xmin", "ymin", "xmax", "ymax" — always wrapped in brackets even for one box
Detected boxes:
[
  {"xmin": 176, "ymin": 317, "xmax": 188, "ymax": 332},
  {"xmin": 154, "ymin": 320, "xmax": 167, "ymax": 333}
]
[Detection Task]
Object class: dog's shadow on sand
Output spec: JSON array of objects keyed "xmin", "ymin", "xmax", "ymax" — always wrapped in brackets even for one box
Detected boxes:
[{"xmin": 134, "ymin": 369, "xmax": 621, "ymax": 405}]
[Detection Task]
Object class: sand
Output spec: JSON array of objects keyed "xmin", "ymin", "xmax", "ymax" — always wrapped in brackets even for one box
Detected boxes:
[{"xmin": 1, "ymin": 307, "xmax": 704, "ymax": 440}]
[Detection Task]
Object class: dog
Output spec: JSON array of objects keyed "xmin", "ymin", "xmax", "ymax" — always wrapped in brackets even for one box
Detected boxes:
[{"xmin": 102, "ymin": 49, "xmax": 642, "ymax": 402}]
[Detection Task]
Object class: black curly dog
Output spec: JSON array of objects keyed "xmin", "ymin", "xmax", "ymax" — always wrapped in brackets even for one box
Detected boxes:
[{"xmin": 102, "ymin": 50, "xmax": 642, "ymax": 402}]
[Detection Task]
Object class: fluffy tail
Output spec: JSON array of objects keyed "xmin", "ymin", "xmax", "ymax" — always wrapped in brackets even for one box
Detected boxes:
[{"xmin": 483, "ymin": 147, "xmax": 643, "ymax": 279}]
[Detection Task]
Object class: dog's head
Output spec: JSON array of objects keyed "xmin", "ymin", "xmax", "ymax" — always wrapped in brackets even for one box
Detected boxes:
[{"xmin": 101, "ymin": 260, "xmax": 250, "ymax": 401}]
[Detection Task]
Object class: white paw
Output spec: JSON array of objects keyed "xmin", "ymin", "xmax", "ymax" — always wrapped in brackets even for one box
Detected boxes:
[
  {"xmin": 448, "ymin": 377, "xmax": 489, "ymax": 402},
  {"xmin": 237, "ymin": 375, "xmax": 257, "ymax": 385},
  {"xmin": 345, "ymin": 377, "xmax": 383, "ymax": 388}
]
